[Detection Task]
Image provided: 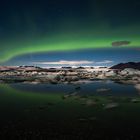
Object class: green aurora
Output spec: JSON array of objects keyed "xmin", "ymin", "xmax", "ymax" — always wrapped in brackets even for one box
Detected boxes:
[
  {"xmin": 1, "ymin": 26, "xmax": 140, "ymax": 63},
  {"xmin": 0, "ymin": 0, "xmax": 140, "ymax": 63}
]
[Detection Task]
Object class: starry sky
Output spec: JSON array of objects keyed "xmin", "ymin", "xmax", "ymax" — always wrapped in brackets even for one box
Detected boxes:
[{"xmin": 0, "ymin": 0, "xmax": 140, "ymax": 65}]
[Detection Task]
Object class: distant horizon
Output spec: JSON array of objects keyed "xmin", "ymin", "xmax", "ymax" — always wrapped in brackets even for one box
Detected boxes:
[
  {"xmin": 0, "ymin": 61, "xmax": 140, "ymax": 69},
  {"xmin": 0, "ymin": 65, "xmax": 110, "ymax": 68},
  {"xmin": 0, "ymin": 48, "xmax": 140, "ymax": 68}
]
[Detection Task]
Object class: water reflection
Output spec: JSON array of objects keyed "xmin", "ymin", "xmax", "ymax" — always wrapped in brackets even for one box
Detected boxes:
[
  {"xmin": 9, "ymin": 80, "xmax": 139, "ymax": 97},
  {"xmin": 0, "ymin": 81, "xmax": 140, "ymax": 139}
]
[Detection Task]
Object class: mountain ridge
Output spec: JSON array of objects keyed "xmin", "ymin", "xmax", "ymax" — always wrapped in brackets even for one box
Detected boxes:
[{"xmin": 110, "ymin": 62, "xmax": 140, "ymax": 70}]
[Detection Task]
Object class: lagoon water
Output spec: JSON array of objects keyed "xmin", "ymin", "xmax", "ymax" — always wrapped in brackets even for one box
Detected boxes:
[
  {"xmin": 11, "ymin": 80, "xmax": 139, "ymax": 96},
  {"xmin": 0, "ymin": 80, "xmax": 140, "ymax": 139}
]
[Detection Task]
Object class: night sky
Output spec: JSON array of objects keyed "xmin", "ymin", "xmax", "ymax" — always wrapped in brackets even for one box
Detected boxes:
[
  {"xmin": 0, "ymin": 0, "xmax": 140, "ymax": 65},
  {"xmin": 1, "ymin": 48, "xmax": 140, "ymax": 67}
]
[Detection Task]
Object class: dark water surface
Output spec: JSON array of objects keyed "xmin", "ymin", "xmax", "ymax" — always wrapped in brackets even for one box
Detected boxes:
[
  {"xmin": 11, "ymin": 80, "xmax": 139, "ymax": 96},
  {"xmin": 0, "ymin": 80, "xmax": 140, "ymax": 139}
]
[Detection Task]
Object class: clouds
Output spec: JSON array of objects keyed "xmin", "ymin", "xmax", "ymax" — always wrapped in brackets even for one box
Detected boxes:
[
  {"xmin": 33, "ymin": 60, "xmax": 93, "ymax": 65},
  {"xmin": 33, "ymin": 60, "xmax": 113, "ymax": 66},
  {"xmin": 112, "ymin": 41, "xmax": 131, "ymax": 47}
]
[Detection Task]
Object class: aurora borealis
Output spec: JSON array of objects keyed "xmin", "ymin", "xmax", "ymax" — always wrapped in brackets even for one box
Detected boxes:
[
  {"xmin": 1, "ymin": 1, "xmax": 140, "ymax": 138},
  {"xmin": 0, "ymin": 0, "xmax": 140, "ymax": 63},
  {"xmin": 1, "ymin": 48, "xmax": 140, "ymax": 67}
]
